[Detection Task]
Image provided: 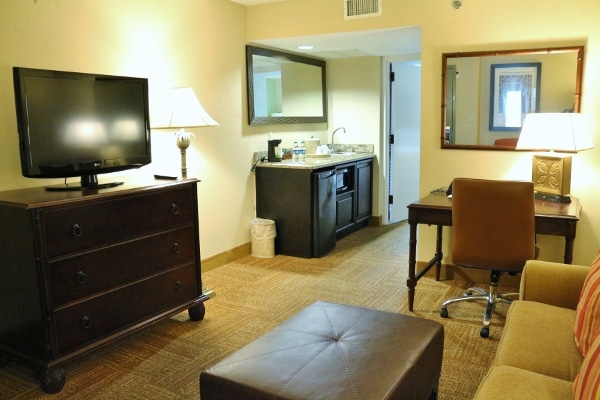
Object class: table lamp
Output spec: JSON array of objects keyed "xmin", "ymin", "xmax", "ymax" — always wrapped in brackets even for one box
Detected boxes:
[
  {"xmin": 151, "ymin": 87, "xmax": 218, "ymax": 178},
  {"xmin": 516, "ymin": 113, "xmax": 593, "ymax": 203}
]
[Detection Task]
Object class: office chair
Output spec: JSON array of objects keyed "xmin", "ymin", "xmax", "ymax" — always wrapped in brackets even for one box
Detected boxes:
[{"xmin": 440, "ymin": 178, "xmax": 536, "ymax": 338}]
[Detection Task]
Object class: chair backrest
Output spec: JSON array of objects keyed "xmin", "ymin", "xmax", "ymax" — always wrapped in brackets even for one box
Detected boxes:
[
  {"xmin": 451, "ymin": 178, "xmax": 536, "ymax": 272},
  {"xmin": 493, "ymin": 138, "xmax": 519, "ymax": 147}
]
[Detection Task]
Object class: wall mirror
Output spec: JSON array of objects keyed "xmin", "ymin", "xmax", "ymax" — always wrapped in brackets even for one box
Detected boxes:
[
  {"xmin": 246, "ymin": 45, "xmax": 327, "ymax": 125},
  {"xmin": 441, "ymin": 46, "xmax": 584, "ymax": 150}
]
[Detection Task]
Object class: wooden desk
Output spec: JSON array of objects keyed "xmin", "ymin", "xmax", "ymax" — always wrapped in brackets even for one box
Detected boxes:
[{"xmin": 406, "ymin": 194, "xmax": 581, "ymax": 311}]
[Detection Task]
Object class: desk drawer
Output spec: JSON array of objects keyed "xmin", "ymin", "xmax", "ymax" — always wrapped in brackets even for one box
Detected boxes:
[
  {"xmin": 48, "ymin": 226, "xmax": 197, "ymax": 308},
  {"xmin": 41, "ymin": 187, "xmax": 195, "ymax": 258},
  {"xmin": 52, "ymin": 263, "xmax": 199, "ymax": 355}
]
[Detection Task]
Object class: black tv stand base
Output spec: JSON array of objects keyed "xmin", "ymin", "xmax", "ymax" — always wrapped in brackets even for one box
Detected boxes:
[{"xmin": 45, "ymin": 181, "xmax": 124, "ymax": 191}]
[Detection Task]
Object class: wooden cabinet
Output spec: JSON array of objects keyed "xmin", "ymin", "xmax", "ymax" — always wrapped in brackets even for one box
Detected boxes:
[
  {"xmin": 0, "ymin": 179, "xmax": 209, "ymax": 393},
  {"xmin": 255, "ymin": 157, "xmax": 373, "ymax": 258},
  {"xmin": 255, "ymin": 167, "xmax": 316, "ymax": 258},
  {"xmin": 356, "ymin": 159, "xmax": 373, "ymax": 224},
  {"xmin": 336, "ymin": 159, "xmax": 372, "ymax": 239}
]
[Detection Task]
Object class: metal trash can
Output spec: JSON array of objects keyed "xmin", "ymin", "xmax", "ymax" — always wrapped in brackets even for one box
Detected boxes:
[{"xmin": 250, "ymin": 218, "xmax": 276, "ymax": 258}]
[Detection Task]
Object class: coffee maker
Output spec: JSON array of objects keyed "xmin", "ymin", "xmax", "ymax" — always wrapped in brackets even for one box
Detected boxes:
[{"xmin": 267, "ymin": 139, "xmax": 282, "ymax": 162}]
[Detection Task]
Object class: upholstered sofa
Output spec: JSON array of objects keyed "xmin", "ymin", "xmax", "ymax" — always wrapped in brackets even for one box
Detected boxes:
[{"xmin": 473, "ymin": 256, "xmax": 600, "ymax": 399}]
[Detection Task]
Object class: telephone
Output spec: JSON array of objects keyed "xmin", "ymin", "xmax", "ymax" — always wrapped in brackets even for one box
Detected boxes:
[{"xmin": 446, "ymin": 181, "xmax": 453, "ymax": 196}]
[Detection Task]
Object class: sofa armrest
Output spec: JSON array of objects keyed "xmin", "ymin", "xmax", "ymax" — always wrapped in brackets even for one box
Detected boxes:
[{"xmin": 519, "ymin": 260, "xmax": 590, "ymax": 310}]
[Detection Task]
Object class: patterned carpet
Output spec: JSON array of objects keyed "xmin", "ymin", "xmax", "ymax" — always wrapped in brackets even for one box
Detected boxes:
[{"xmin": 0, "ymin": 221, "xmax": 518, "ymax": 399}]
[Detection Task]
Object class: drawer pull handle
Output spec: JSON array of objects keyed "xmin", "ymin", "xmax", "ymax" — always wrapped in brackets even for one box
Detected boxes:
[
  {"xmin": 71, "ymin": 224, "xmax": 83, "ymax": 237},
  {"xmin": 172, "ymin": 243, "xmax": 181, "ymax": 253},
  {"xmin": 76, "ymin": 271, "xmax": 87, "ymax": 284},
  {"xmin": 175, "ymin": 281, "xmax": 184, "ymax": 291},
  {"xmin": 81, "ymin": 317, "xmax": 93, "ymax": 330},
  {"xmin": 170, "ymin": 203, "xmax": 180, "ymax": 215}
]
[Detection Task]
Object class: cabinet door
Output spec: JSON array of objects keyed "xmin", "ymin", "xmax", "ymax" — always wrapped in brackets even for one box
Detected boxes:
[
  {"xmin": 255, "ymin": 167, "xmax": 313, "ymax": 258},
  {"xmin": 356, "ymin": 160, "xmax": 372, "ymax": 222},
  {"xmin": 336, "ymin": 192, "xmax": 355, "ymax": 231}
]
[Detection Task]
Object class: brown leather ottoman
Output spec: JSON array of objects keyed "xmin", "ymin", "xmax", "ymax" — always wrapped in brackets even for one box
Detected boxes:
[{"xmin": 200, "ymin": 301, "xmax": 444, "ymax": 400}]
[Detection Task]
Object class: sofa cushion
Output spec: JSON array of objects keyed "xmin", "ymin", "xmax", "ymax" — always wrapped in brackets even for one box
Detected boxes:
[
  {"xmin": 573, "ymin": 334, "xmax": 600, "ymax": 399},
  {"xmin": 574, "ymin": 251, "xmax": 600, "ymax": 356},
  {"xmin": 473, "ymin": 365, "xmax": 573, "ymax": 400},
  {"xmin": 495, "ymin": 300, "xmax": 583, "ymax": 381}
]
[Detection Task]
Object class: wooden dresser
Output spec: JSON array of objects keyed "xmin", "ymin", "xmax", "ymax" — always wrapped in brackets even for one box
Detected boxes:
[{"xmin": 0, "ymin": 179, "xmax": 209, "ymax": 393}]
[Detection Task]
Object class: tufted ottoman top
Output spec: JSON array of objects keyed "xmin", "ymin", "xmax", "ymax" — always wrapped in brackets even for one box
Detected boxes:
[{"xmin": 200, "ymin": 301, "xmax": 444, "ymax": 400}]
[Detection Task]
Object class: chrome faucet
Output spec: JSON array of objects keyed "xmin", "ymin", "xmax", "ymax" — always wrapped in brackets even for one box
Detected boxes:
[{"xmin": 330, "ymin": 127, "xmax": 346, "ymax": 150}]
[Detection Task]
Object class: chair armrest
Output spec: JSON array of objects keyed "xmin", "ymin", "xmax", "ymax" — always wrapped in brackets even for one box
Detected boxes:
[{"xmin": 519, "ymin": 260, "xmax": 590, "ymax": 310}]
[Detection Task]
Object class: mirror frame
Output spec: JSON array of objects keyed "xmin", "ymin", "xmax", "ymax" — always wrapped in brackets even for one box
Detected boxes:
[
  {"xmin": 441, "ymin": 46, "xmax": 584, "ymax": 150},
  {"xmin": 246, "ymin": 45, "xmax": 328, "ymax": 125}
]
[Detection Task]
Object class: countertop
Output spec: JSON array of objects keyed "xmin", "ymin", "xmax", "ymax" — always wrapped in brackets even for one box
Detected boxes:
[{"xmin": 256, "ymin": 152, "xmax": 375, "ymax": 170}]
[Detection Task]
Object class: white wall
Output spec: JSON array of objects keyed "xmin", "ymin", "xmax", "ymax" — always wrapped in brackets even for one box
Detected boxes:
[
  {"xmin": 247, "ymin": 0, "xmax": 600, "ymax": 266},
  {"xmin": 0, "ymin": 0, "xmax": 256, "ymax": 261},
  {"xmin": 1, "ymin": 0, "xmax": 600, "ymax": 267}
]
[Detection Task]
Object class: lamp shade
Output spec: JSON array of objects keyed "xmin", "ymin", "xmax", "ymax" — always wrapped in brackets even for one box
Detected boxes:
[
  {"xmin": 516, "ymin": 113, "xmax": 593, "ymax": 152},
  {"xmin": 151, "ymin": 87, "xmax": 218, "ymax": 129}
]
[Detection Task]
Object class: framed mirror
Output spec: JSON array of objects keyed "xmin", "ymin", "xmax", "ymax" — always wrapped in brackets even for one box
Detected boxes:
[
  {"xmin": 441, "ymin": 46, "xmax": 584, "ymax": 150},
  {"xmin": 246, "ymin": 45, "xmax": 327, "ymax": 125}
]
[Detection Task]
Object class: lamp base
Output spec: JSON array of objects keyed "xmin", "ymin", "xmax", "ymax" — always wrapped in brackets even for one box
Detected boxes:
[
  {"xmin": 534, "ymin": 192, "xmax": 572, "ymax": 203},
  {"xmin": 531, "ymin": 154, "xmax": 572, "ymax": 204}
]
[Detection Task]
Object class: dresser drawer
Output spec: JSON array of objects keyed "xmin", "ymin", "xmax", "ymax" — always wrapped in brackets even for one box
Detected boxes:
[
  {"xmin": 41, "ymin": 186, "xmax": 195, "ymax": 258},
  {"xmin": 48, "ymin": 226, "xmax": 197, "ymax": 308},
  {"xmin": 52, "ymin": 263, "xmax": 200, "ymax": 355}
]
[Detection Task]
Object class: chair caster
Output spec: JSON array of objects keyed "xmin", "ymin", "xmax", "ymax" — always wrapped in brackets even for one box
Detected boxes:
[
  {"xmin": 440, "ymin": 308, "xmax": 449, "ymax": 318},
  {"xmin": 480, "ymin": 326, "xmax": 489, "ymax": 338}
]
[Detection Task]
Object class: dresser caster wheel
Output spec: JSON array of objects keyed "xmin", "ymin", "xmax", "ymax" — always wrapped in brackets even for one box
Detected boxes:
[
  {"xmin": 188, "ymin": 303, "xmax": 206, "ymax": 321},
  {"xmin": 39, "ymin": 367, "xmax": 65, "ymax": 394}
]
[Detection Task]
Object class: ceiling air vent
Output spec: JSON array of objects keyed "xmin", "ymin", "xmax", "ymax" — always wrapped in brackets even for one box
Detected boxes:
[{"xmin": 344, "ymin": 0, "xmax": 382, "ymax": 20}]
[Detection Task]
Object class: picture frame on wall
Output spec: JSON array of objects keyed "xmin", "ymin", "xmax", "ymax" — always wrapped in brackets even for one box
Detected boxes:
[{"xmin": 489, "ymin": 62, "xmax": 541, "ymax": 131}]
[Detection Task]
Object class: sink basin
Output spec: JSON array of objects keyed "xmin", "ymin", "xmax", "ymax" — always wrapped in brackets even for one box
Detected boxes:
[{"xmin": 331, "ymin": 151, "xmax": 357, "ymax": 155}]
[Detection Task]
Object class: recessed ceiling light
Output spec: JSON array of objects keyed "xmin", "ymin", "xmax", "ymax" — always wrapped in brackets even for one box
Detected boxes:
[{"xmin": 297, "ymin": 45, "xmax": 314, "ymax": 50}]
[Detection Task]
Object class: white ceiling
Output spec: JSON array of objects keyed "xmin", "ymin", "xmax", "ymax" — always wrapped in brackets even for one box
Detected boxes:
[
  {"xmin": 230, "ymin": 1, "xmax": 421, "ymax": 59},
  {"xmin": 250, "ymin": 27, "xmax": 421, "ymax": 60}
]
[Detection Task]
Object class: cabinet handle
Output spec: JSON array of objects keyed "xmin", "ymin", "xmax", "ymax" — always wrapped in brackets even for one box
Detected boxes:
[
  {"xmin": 170, "ymin": 203, "xmax": 180, "ymax": 215},
  {"xmin": 172, "ymin": 243, "xmax": 181, "ymax": 254},
  {"xmin": 175, "ymin": 281, "xmax": 184, "ymax": 291},
  {"xmin": 76, "ymin": 271, "xmax": 87, "ymax": 284},
  {"xmin": 81, "ymin": 317, "xmax": 93, "ymax": 330},
  {"xmin": 71, "ymin": 224, "xmax": 83, "ymax": 237}
]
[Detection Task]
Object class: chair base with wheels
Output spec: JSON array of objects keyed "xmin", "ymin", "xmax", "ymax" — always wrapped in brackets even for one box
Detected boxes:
[{"xmin": 440, "ymin": 270, "xmax": 518, "ymax": 338}]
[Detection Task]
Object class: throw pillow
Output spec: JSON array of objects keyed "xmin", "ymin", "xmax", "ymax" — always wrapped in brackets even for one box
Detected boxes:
[
  {"xmin": 573, "ymin": 334, "xmax": 600, "ymax": 400},
  {"xmin": 574, "ymin": 250, "xmax": 600, "ymax": 356}
]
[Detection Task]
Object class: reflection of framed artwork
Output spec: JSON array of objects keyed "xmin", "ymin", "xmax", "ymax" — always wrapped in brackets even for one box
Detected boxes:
[{"xmin": 489, "ymin": 62, "xmax": 541, "ymax": 131}]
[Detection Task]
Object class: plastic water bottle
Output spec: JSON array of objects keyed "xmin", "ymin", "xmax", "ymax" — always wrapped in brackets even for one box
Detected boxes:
[
  {"xmin": 293, "ymin": 141, "xmax": 299, "ymax": 162},
  {"xmin": 299, "ymin": 141, "xmax": 306, "ymax": 162}
]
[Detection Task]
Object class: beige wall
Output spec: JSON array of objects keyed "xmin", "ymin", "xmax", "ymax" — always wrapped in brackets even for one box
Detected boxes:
[
  {"xmin": 1, "ymin": 0, "xmax": 599, "ymax": 267},
  {"xmin": 0, "ymin": 0, "xmax": 254, "ymax": 261},
  {"xmin": 246, "ymin": 0, "xmax": 600, "ymax": 265}
]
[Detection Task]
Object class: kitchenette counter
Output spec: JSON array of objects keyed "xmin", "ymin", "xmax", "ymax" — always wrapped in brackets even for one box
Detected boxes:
[{"xmin": 257, "ymin": 152, "xmax": 375, "ymax": 170}]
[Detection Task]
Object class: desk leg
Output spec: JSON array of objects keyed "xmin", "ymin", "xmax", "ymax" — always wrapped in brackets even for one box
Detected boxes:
[
  {"xmin": 407, "ymin": 221, "xmax": 417, "ymax": 312},
  {"xmin": 407, "ymin": 223, "xmax": 445, "ymax": 312},
  {"xmin": 564, "ymin": 237, "xmax": 574, "ymax": 264},
  {"xmin": 435, "ymin": 225, "xmax": 443, "ymax": 281}
]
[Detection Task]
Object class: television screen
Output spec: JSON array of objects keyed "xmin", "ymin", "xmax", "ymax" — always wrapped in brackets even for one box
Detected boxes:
[{"xmin": 13, "ymin": 67, "xmax": 151, "ymax": 190}]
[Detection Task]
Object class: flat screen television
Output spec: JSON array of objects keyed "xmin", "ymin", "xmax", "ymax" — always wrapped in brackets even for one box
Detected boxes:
[{"xmin": 13, "ymin": 67, "xmax": 152, "ymax": 191}]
